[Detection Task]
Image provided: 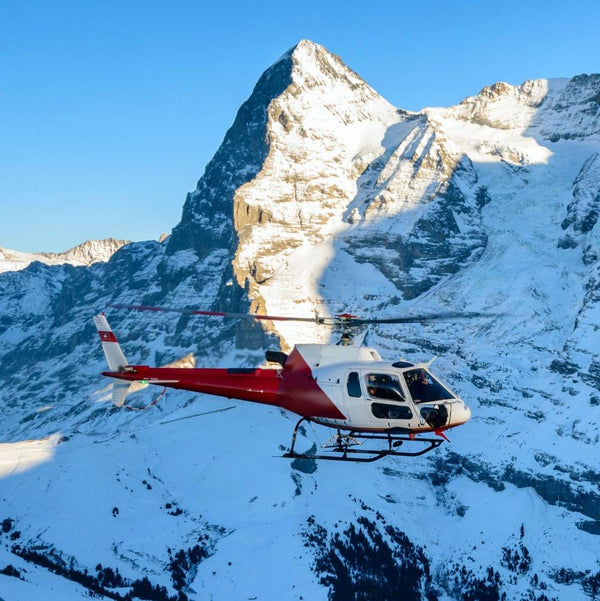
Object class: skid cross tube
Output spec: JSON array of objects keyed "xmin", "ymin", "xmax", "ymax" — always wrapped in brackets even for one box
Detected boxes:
[{"xmin": 283, "ymin": 417, "xmax": 445, "ymax": 463}]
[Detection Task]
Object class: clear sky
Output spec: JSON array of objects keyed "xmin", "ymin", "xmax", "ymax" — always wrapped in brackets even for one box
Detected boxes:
[{"xmin": 1, "ymin": 0, "xmax": 599, "ymax": 253}]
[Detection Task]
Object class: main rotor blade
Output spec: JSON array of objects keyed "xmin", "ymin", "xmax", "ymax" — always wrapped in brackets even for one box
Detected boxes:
[
  {"xmin": 108, "ymin": 304, "xmax": 493, "ymax": 327},
  {"xmin": 108, "ymin": 304, "xmax": 328, "ymax": 324},
  {"xmin": 348, "ymin": 311, "xmax": 490, "ymax": 325}
]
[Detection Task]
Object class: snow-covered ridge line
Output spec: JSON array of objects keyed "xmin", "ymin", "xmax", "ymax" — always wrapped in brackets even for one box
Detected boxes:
[{"xmin": 0, "ymin": 238, "xmax": 130, "ymax": 273}]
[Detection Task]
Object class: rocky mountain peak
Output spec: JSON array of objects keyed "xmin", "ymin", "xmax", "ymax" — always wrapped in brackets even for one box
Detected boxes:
[
  {"xmin": 167, "ymin": 40, "xmax": 391, "ymax": 260},
  {"xmin": 288, "ymin": 39, "xmax": 374, "ymax": 95},
  {"xmin": 450, "ymin": 78, "xmax": 550, "ymax": 129},
  {"xmin": 48, "ymin": 238, "xmax": 130, "ymax": 265}
]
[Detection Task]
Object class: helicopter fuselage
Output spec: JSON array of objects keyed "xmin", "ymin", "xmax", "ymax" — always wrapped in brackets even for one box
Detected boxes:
[{"xmin": 104, "ymin": 343, "xmax": 471, "ymax": 436}]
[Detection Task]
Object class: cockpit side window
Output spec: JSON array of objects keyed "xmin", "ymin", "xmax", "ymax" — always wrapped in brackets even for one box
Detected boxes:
[
  {"xmin": 403, "ymin": 368, "xmax": 454, "ymax": 403},
  {"xmin": 365, "ymin": 373, "xmax": 406, "ymax": 402},
  {"xmin": 372, "ymin": 403, "xmax": 413, "ymax": 420},
  {"xmin": 347, "ymin": 371, "xmax": 362, "ymax": 398}
]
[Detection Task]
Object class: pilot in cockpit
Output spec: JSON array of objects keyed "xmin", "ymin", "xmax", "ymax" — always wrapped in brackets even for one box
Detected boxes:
[{"xmin": 407, "ymin": 369, "xmax": 430, "ymax": 402}]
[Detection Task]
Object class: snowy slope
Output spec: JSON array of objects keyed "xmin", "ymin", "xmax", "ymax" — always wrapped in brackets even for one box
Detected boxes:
[{"xmin": 1, "ymin": 41, "xmax": 600, "ymax": 600}]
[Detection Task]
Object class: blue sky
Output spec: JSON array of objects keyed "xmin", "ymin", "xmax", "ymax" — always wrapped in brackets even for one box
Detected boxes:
[{"xmin": 1, "ymin": 0, "xmax": 599, "ymax": 253}]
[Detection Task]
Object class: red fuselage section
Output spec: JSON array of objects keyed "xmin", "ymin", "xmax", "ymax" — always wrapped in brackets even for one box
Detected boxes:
[{"xmin": 104, "ymin": 348, "xmax": 346, "ymax": 420}]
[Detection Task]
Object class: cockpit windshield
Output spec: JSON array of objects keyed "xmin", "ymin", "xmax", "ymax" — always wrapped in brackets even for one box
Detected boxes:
[{"xmin": 403, "ymin": 368, "xmax": 454, "ymax": 403}]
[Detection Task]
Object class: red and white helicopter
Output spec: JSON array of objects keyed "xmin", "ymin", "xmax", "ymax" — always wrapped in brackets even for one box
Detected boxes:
[{"xmin": 94, "ymin": 305, "xmax": 474, "ymax": 462}]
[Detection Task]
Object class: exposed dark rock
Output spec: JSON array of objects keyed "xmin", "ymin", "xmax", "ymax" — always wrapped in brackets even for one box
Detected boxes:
[
  {"xmin": 576, "ymin": 520, "xmax": 600, "ymax": 535},
  {"xmin": 560, "ymin": 154, "xmax": 600, "ymax": 236},
  {"xmin": 303, "ymin": 515, "xmax": 437, "ymax": 601},
  {"xmin": 291, "ymin": 443, "xmax": 318, "ymax": 474},
  {"xmin": 167, "ymin": 51, "xmax": 293, "ymax": 257},
  {"xmin": 432, "ymin": 453, "xmax": 600, "ymax": 524},
  {"xmin": 549, "ymin": 359, "xmax": 579, "ymax": 375},
  {"xmin": 347, "ymin": 176, "xmax": 487, "ymax": 300},
  {"xmin": 0, "ymin": 564, "xmax": 22, "ymax": 579},
  {"xmin": 581, "ymin": 361, "xmax": 600, "ymax": 392}
]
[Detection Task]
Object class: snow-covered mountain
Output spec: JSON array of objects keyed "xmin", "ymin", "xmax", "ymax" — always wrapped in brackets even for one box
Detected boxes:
[
  {"xmin": 1, "ymin": 40, "xmax": 599, "ymax": 600},
  {"xmin": 0, "ymin": 238, "xmax": 130, "ymax": 273}
]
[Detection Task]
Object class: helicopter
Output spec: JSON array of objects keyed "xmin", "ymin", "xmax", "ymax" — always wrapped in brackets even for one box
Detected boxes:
[{"xmin": 94, "ymin": 305, "xmax": 475, "ymax": 462}]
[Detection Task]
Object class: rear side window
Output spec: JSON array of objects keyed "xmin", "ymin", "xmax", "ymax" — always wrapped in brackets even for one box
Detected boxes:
[{"xmin": 347, "ymin": 372, "xmax": 362, "ymax": 398}]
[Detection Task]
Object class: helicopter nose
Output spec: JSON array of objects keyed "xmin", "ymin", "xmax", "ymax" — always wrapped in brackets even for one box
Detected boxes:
[{"xmin": 452, "ymin": 401, "xmax": 472, "ymax": 425}]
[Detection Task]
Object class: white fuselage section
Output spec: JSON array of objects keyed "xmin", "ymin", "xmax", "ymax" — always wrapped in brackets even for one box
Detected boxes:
[{"xmin": 295, "ymin": 344, "xmax": 471, "ymax": 433}]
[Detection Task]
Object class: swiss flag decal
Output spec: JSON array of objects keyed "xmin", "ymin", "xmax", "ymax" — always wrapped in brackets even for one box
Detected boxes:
[{"xmin": 98, "ymin": 331, "xmax": 117, "ymax": 343}]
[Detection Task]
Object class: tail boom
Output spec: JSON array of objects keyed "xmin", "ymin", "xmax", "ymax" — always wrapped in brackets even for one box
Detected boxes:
[
  {"xmin": 103, "ymin": 366, "xmax": 281, "ymax": 406},
  {"xmin": 103, "ymin": 365, "xmax": 345, "ymax": 419}
]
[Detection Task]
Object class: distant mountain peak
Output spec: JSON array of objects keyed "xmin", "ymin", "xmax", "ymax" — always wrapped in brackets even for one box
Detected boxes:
[
  {"xmin": 46, "ymin": 238, "xmax": 130, "ymax": 264},
  {"xmin": 0, "ymin": 238, "xmax": 129, "ymax": 273},
  {"xmin": 430, "ymin": 72, "xmax": 600, "ymax": 136}
]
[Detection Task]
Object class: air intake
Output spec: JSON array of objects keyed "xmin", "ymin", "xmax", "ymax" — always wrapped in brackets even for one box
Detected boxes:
[{"xmin": 265, "ymin": 350, "xmax": 288, "ymax": 366}]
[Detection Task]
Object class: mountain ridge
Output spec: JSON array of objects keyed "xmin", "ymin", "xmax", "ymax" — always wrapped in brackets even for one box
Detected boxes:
[{"xmin": 0, "ymin": 238, "xmax": 130, "ymax": 273}]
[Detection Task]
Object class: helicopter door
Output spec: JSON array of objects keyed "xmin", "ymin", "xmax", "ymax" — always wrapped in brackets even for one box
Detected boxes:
[
  {"xmin": 343, "ymin": 371, "xmax": 372, "ymax": 426},
  {"xmin": 364, "ymin": 373, "xmax": 414, "ymax": 426}
]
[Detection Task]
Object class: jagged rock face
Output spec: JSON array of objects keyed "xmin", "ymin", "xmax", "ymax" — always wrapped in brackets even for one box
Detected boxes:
[
  {"xmin": 554, "ymin": 152, "xmax": 600, "ymax": 394},
  {"xmin": 561, "ymin": 152, "xmax": 600, "ymax": 240},
  {"xmin": 536, "ymin": 74, "xmax": 600, "ymax": 141},
  {"xmin": 340, "ymin": 127, "xmax": 486, "ymax": 300},
  {"xmin": 167, "ymin": 52, "xmax": 293, "ymax": 259},
  {"xmin": 231, "ymin": 41, "xmax": 488, "ymax": 341},
  {"xmin": 2, "ymin": 40, "xmax": 600, "ymax": 601},
  {"xmin": 231, "ymin": 41, "xmax": 400, "ymax": 335}
]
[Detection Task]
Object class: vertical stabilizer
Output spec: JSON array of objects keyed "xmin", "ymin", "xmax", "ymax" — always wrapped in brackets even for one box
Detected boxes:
[
  {"xmin": 93, "ymin": 313, "xmax": 128, "ymax": 370},
  {"xmin": 93, "ymin": 313, "xmax": 130, "ymax": 407}
]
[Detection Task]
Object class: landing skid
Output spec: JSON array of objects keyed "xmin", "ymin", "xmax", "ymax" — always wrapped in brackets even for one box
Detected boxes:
[{"xmin": 283, "ymin": 417, "xmax": 444, "ymax": 463}]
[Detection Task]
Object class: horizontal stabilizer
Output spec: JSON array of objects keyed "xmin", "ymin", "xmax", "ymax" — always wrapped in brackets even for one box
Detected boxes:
[{"xmin": 112, "ymin": 380, "xmax": 131, "ymax": 408}]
